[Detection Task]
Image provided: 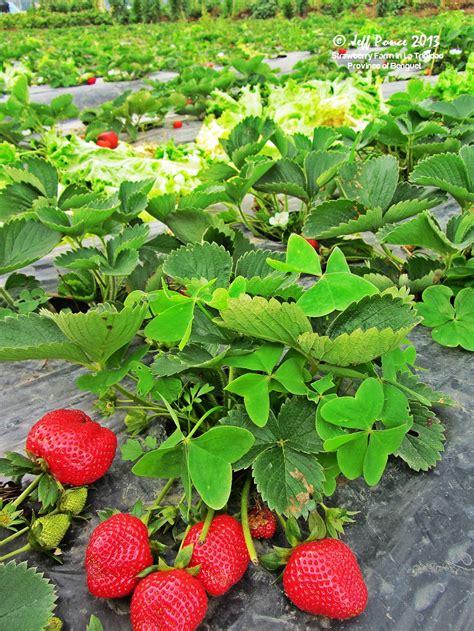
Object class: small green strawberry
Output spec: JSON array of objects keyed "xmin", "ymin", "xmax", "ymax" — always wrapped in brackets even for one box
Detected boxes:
[
  {"xmin": 58, "ymin": 487, "xmax": 88, "ymax": 516},
  {"xmin": 30, "ymin": 513, "xmax": 71, "ymax": 549}
]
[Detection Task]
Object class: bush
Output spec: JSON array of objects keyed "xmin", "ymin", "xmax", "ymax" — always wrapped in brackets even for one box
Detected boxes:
[
  {"xmin": 251, "ymin": 0, "xmax": 278, "ymax": 18},
  {"xmin": 109, "ymin": 0, "xmax": 130, "ymax": 22},
  {"xmin": 295, "ymin": 0, "xmax": 307, "ymax": 15},
  {"xmin": 280, "ymin": 0, "xmax": 294, "ymax": 18},
  {"xmin": 0, "ymin": 9, "xmax": 112, "ymax": 28},
  {"xmin": 38, "ymin": 0, "xmax": 95, "ymax": 12},
  {"xmin": 376, "ymin": 0, "xmax": 406, "ymax": 15}
]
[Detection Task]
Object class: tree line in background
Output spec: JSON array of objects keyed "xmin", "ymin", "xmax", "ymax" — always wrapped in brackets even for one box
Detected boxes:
[{"xmin": 2, "ymin": 0, "xmax": 469, "ymax": 25}]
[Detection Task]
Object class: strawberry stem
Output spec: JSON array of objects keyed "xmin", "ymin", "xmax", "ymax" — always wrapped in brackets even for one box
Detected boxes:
[
  {"xmin": 12, "ymin": 474, "xmax": 43, "ymax": 509},
  {"xmin": 241, "ymin": 476, "xmax": 259, "ymax": 565},
  {"xmin": 0, "ymin": 526, "xmax": 29, "ymax": 548},
  {"xmin": 142, "ymin": 478, "xmax": 175, "ymax": 526},
  {"xmin": 0, "ymin": 542, "xmax": 30, "ymax": 562},
  {"xmin": 198, "ymin": 508, "xmax": 215, "ymax": 544}
]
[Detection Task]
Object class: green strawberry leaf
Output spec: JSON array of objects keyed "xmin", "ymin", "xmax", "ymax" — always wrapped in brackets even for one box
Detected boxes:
[
  {"xmin": 0, "ymin": 218, "xmax": 60, "ymax": 275},
  {"xmin": 221, "ymin": 398, "xmax": 324, "ymax": 518},
  {"xmin": 395, "ymin": 401, "xmax": 445, "ymax": 472},
  {"xmin": 378, "ymin": 211, "xmax": 459, "ymax": 255},
  {"xmin": 50, "ymin": 301, "xmax": 148, "ymax": 364},
  {"xmin": 163, "ymin": 241, "xmax": 232, "ymax": 288},
  {"xmin": 218, "ymin": 295, "xmax": 312, "ymax": 347},
  {"xmin": 188, "ymin": 426, "xmax": 254, "ymax": 509},
  {"xmin": 0, "ymin": 561, "xmax": 57, "ymax": 631},
  {"xmin": 339, "ymin": 155, "xmax": 399, "ymax": 212},
  {"xmin": 0, "ymin": 313, "xmax": 89, "ymax": 364}
]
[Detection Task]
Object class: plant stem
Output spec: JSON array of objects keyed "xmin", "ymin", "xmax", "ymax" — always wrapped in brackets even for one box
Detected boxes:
[
  {"xmin": 178, "ymin": 524, "xmax": 192, "ymax": 553},
  {"xmin": 113, "ymin": 384, "xmax": 154, "ymax": 410},
  {"xmin": 277, "ymin": 513, "xmax": 287, "ymax": 531},
  {"xmin": 198, "ymin": 508, "xmax": 215, "ymax": 544},
  {"xmin": 142, "ymin": 478, "xmax": 175, "ymax": 526},
  {"xmin": 12, "ymin": 475, "xmax": 43, "ymax": 509},
  {"xmin": 380, "ymin": 244, "xmax": 404, "ymax": 269},
  {"xmin": 0, "ymin": 526, "xmax": 28, "ymax": 548},
  {"xmin": 237, "ymin": 203, "xmax": 258, "ymax": 236},
  {"xmin": 0, "ymin": 286, "xmax": 16, "ymax": 309},
  {"xmin": 0, "ymin": 543, "xmax": 30, "ymax": 562},
  {"xmin": 188, "ymin": 406, "xmax": 225, "ymax": 439},
  {"xmin": 240, "ymin": 476, "xmax": 259, "ymax": 565}
]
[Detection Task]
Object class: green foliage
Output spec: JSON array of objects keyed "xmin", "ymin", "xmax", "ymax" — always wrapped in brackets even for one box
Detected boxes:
[
  {"xmin": 133, "ymin": 425, "xmax": 255, "ymax": 509},
  {"xmin": 417, "ymin": 286, "xmax": 474, "ymax": 351},
  {"xmin": 0, "ymin": 562, "xmax": 58, "ymax": 631},
  {"xmin": 0, "ymin": 219, "xmax": 60, "ymax": 275},
  {"xmin": 222, "ymin": 399, "xmax": 324, "ymax": 517},
  {"xmin": 319, "ymin": 379, "xmax": 412, "ymax": 485}
]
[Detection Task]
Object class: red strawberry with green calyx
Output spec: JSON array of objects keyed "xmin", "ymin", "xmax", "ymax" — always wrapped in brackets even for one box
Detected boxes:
[
  {"xmin": 130, "ymin": 568, "xmax": 207, "ymax": 631},
  {"xmin": 85, "ymin": 513, "xmax": 153, "ymax": 598},
  {"xmin": 26, "ymin": 409, "xmax": 117, "ymax": 486},
  {"xmin": 283, "ymin": 538, "xmax": 368, "ymax": 619},
  {"xmin": 183, "ymin": 514, "xmax": 249, "ymax": 596}
]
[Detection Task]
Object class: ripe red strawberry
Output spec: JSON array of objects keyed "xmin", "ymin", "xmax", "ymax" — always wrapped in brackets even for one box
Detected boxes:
[
  {"xmin": 338, "ymin": 47, "xmax": 347, "ymax": 55},
  {"xmin": 86, "ymin": 513, "xmax": 153, "ymax": 598},
  {"xmin": 183, "ymin": 514, "xmax": 249, "ymax": 596},
  {"xmin": 96, "ymin": 131, "xmax": 119, "ymax": 149},
  {"xmin": 26, "ymin": 409, "xmax": 116, "ymax": 486},
  {"xmin": 173, "ymin": 120, "xmax": 183, "ymax": 129},
  {"xmin": 248, "ymin": 506, "xmax": 277, "ymax": 539},
  {"xmin": 96, "ymin": 139, "xmax": 112, "ymax": 148},
  {"xmin": 131, "ymin": 569, "xmax": 207, "ymax": 631},
  {"xmin": 305, "ymin": 238, "xmax": 319, "ymax": 250},
  {"xmin": 87, "ymin": 77, "xmax": 97, "ymax": 85},
  {"xmin": 186, "ymin": 98, "xmax": 193, "ymax": 105},
  {"xmin": 283, "ymin": 539, "xmax": 368, "ymax": 619}
]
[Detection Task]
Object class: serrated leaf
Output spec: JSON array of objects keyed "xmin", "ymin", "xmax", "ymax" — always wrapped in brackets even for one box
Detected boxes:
[
  {"xmin": 410, "ymin": 152, "xmax": 474, "ymax": 206},
  {"xmin": 0, "ymin": 561, "xmax": 57, "ymax": 631},
  {"xmin": 378, "ymin": 211, "xmax": 458, "ymax": 255},
  {"xmin": 164, "ymin": 209, "xmax": 215, "ymax": 244},
  {"xmin": 395, "ymin": 401, "xmax": 445, "ymax": 472},
  {"xmin": 339, "ymin": 155, "xmax": 399, "ymax": 212},
  {"xmin": 0, "ymin": 313, "xmax": 89, "ymax": 364},
  {"xmin": 0, "ymin": 182, "xmax": 41, "ymax": 221},
  {"xmin": 298, "ymin": 326, "xmax": 414, "ymax": 367},
  {"xmin": 51, "ymin": 302, "xmax": 148, "ymax": 363},
  {"xmin": 221, "ymin": 399, "xmax": 324, "ymax": 517},
  {"xmin": 55, "ymin": 247, "xmax": 104, "ymax": 271},
  {"xmin": 0, "ymin": 219, "xmax": 60, "ymax": 275},
  {"xmin": 218, "ymin": 295, "xmax": 312, "ymax": 347},
  {"xmin": 235, "ymin": 249, "xmax": 284, "ymax": 279},
  {"xmin": 163, "ymin": 242, "xmax": 232, "ymax": 288},
  {"xmin": 254, "ymin": 158, "xmax": 308, "ymax": 201},
  {"xmin": 327, "ymin": 292, "xmax": 419, "ymax": 338},
  {"xmin": 303, "ymin": 200, "xmax": 382, "ymax": 239}
]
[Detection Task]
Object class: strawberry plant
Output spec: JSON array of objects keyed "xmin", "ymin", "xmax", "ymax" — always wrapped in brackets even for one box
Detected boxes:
[{"xmin": 0, "ymin": 11, "xmax": 472, "ymax": 627}]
